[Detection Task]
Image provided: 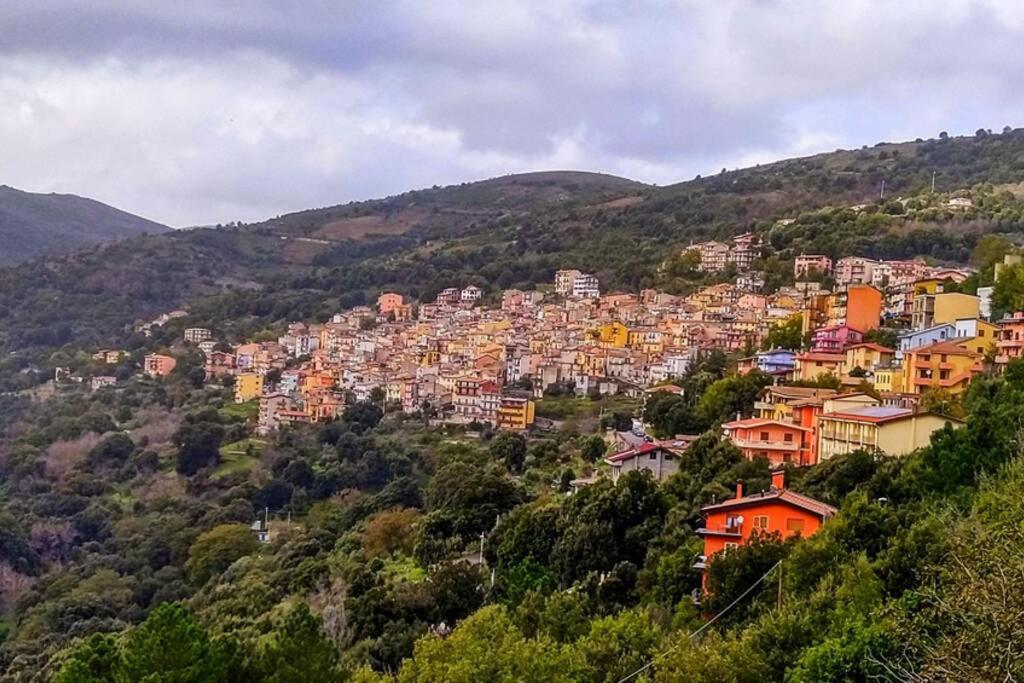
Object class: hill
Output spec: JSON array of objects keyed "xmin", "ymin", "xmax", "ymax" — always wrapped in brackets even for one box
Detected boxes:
[
  {"xmin": 3, "ymin": 131, "xmax": 1024, "ymax": 389},
  {"xmin": 0, "ymin": 185, "xmax": 170, "ymax": 265}
]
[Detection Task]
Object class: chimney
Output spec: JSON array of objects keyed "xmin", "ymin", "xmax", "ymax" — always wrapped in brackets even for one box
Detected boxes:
[
  {"xmin": 771, "ymin": 469, "xmax": 786, "ymax": 491},
  {"xmin": 735, "ymin": 479, "xmax": 744, "ymax": 499}
]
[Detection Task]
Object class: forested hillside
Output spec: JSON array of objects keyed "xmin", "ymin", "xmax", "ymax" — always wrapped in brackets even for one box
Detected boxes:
[
  {"xmin": 3, "ymin": 128, "xmax": 1024, "ymax": 681},
  {"xmin": 0, "ymin": 186, "xmax": 169, "ymax": 266}
]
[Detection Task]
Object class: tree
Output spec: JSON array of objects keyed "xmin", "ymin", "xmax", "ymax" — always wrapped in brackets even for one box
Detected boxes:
[
  {"xmin": 257, "ymin": 604, "xmax": 342, "ymax": 683},
  {"xmin": 87, "ymin": 433, "xmax": 136, "ymax": 467},
  {"xmin": 489, "ymin": 432, "xmax": 528, "ymax": 473},
  {"xmin": 921, "ymin": 387, "xmax": 964, "ymax": 419},
  {"xmin": 362, "ymin": 508, "xmax": 421, "ymax": 558},
  {"xmin": 344, "ymin": 401, "xmax": 384, "ymax": 433},
  {"xmin": 704, "ymin": 531, "xmax": 792, "ymax": 624},
  {"xmin": 185, "ymin": 523, "xmax": 259, "ymax": 585},
  {"xmin": 174, "ymin": 421, "xmax": 224, "ymax": 475},
  {"xmin": 762, "ymin": 314, "xmax": 803, "ymax": 351},
  {"xmin": 118, "ymin": 603, "xmax": 233, "ymax": 682},
  {"xmin": 579, "ymin": 435, "xmax": 607, "ymax": 463}
]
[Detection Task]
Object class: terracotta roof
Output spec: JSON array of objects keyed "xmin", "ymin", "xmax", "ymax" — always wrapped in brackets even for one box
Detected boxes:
[
  {"xmin": 722, "ymin": 418, "xmax": 810, "ymax": 432},
  {"xmin": 845, "ymin": 342, "xmax": 895, "ymax": 353},
  {"xmin": 909, "ymin": 339, "xmax": 980, "ymax": 356},
  {"xmin": 605, "ymin": 442, "xmax": 680, "ymax": 463},
  {"xmin": 797, "ymin": 352, "xmax": 845, "ymax": 362},
  {"xmin": 702, "ymin": 489, "xmax": 837, "ymax": 518}
]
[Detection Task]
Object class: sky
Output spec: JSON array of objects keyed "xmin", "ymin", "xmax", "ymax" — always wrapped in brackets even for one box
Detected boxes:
[{"xmin": 1, "ymin": 1, "xmax": 1023, "ymax": 227}]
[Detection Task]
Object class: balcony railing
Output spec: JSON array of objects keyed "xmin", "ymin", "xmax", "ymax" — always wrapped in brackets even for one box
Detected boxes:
[
  {"xmin": 697, "ymin": 524, "xmax": 743, "ymax": 537},
  {"xmin": 729, "ymin": 437, "xmax": 800, "ymax": 451}
]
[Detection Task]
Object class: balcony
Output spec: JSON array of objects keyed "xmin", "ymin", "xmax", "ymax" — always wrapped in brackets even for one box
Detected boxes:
[
  {"xmin": 697, "ymin": 523, "xmax": 743, "ymax": 537},
  {"xmin": 729, "ymin": 437, "xmax": 800, "ymax": 451}
]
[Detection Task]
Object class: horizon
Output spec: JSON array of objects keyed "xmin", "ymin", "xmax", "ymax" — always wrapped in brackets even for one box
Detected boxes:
[{"xmin": 3, "ymin": 2, "xmax": 1024, "ymax": 227}]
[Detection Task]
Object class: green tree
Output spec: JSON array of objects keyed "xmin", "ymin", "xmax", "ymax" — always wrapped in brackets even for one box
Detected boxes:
[
  {"xmin": 489, "ymin": 431, "xmax": 528, "ymax": 473},
  {"xmin": 257, "ymin": 604, "xmax": 342, "ymax": 683},
  {"xmin": 185, "ymin": 523, "xmax": 259, "ymax": 585},
  {"xmin": 118, "ymin": 603, "xmax": 233, "ymax": 683},
  {"xmin": 762, "ymin": 314, "xmax": 804, "ymax": 351},
  {"xmin": 579, "ymin": 435, "xmax": 607, "ymax": 462}
]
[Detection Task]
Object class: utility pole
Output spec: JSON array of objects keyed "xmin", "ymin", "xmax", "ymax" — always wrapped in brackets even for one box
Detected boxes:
[
  {"xmin": 879, "ymin": 180, "xmax": 886, "ymax": 201},
  {"xmin": 931, "ymin": 171, "xmax": 937, "ymax": 193},
  {"xmin": 479, "ymin": 531, "xmax": 486, "ymax": 566},
  {"xmin": 777, "ymin": 561, "xmax": 783, "ymax": 610}
]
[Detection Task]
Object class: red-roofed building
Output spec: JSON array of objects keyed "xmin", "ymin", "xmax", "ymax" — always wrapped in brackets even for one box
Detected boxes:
[
  {"xmin": 695, "ymin": 470, "xmax": 836, "ymax": 589},
  {"xmin": 721, "ymin": 418, "xmax": 813, "ymax": 466},
  {"xmin": 605, "ymin": 442, "xmax": 684, "ymax": 483}
]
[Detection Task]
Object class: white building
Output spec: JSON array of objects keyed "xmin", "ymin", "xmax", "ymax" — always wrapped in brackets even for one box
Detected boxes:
[
  {"xmin": 184, "ymin": 327, "xmax": 212, "ymax": 344},
  {"xmin": 555, "ymin": 269, "xmax": 583, "ymax": 296},
  {"xmin": 571, "ymin": 273, "xmax": 600, "ymax": 299}
]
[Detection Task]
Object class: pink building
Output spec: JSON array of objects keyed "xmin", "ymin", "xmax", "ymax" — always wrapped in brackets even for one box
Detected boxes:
[
  {"xmin": 377, "ymin": 292, "xmax": 404, "ymax": 315},
  {"xmin": 794, "ymin": 254, "xmax": 833, "ymax": 278},
  {"xmin": 810, "ymin": 325, "xmax": 864, "ymax": 353}
]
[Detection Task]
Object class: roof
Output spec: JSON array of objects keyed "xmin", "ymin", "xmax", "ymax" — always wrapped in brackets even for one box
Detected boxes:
[
  {"xmin": 820, "ymin": 405, "xmax": 926, "ymax": 424},
  {"xmin": 702, "ymin": 489, "xmax": 837, "ymax": 518},
  {"xmin": 845, "ymin": 342, "xmax": 895, "ymax": 353},
  {"xmin": 797, "ymin": 352, "xmax": 845, "ymax": 362},
  {"xmin": 722, "ymin": 418, "xmax": 811, "ymax": 432},
  {"xmin": 908, "ymin": 339, "xmax": 980, "ymax": 356},
  {"xmin": 763, "ymin": 386, "xmax": 839, "ymax": 400},
  {"xmin": 605, "ymin": 441, "xmax": 681, "ymax": 463}
]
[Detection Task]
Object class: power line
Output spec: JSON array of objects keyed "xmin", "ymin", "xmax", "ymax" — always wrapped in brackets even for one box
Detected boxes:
[{"xmin": 614, "ymin": 559, "xmax": 784, "ymax": 683}]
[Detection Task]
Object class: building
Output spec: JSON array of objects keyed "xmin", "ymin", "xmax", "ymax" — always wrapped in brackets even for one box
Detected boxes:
[
  {"xmin": 730, "ymin": 233, "xmax": 759, "ymax": 271},
  {"xmin": 605, "ymin": 442, "xmax": 682, "ymax": 483},
  {"xmin": 143, "ymin": 354, "xmax": 176, "ymax": 377},
  {"xmin": 695, "ymin": 471, "xmax": 835, "ymax": 585},
  {"xmin": 377, "ymin": 292, "xmax": 404, "ymax": 315},
  {"xmin": 817, "ymin": 406, "xmax": 961, "ymax": 459},
  {"xmin": 911, "ymin": 292, "xmax": 980, "ymax": 331},
  {"xmin": 435, "ymin": 288, "xmax": 461, "ymax": 305},
  {"xmin": 835, "ymin": 257, "xmax": 878, "ymax": 287},
  {"xmin": 810, "ymin": 325, "xmax": 864, "ymax": 353},
  {"xmin": 555, "ymin": 269, "xmax": 583, "ymax": 296},
  {"xmin": 903, "ymin": 339, "xmax": 984, "ymax": 396},
  {"xmin": 461, "ymin": 286, "xmax": 483, "ymax": 302},
  {"xmin": 234, "ymin": 372, "xmax": 264, "ymax": 403},
  {"xmin": 721, "ymin": 418, "xmax": 814, "ymax": 466},
  {"xmin": 754, "ymin": 349, "xmax": 797, "ymax": 377},
  {"xmin": 794, "ymin": 352, "xmax": 845, "ymax": 382},
  {"xmin": 91, "ymin": 349, "xmax": 125, "ymax": 364},
  {"xmin": 90, "ymin": 376, "xmax": 116, "ymax": 391},
  {"xmin": 496, "ymin": 396, "xmax": 536, "ymax": 431},
  {"xmin": 794, "ymin": 254, "xmax": 833, "ymax": 278},
  {"xmin": 736, "ymin": 272, "xmax": 765, "ymax": 292},
  {"xmin": 571, "ymin": 273, "xmax": 600, "ymax": 299},
  {"xmin": 829, "ymin": 284, "xmax": 882, "ymax": 333},
  {"xmin": 690, "ymin": 241, "xmax": 731, "ymax": 273},
  {"xmin": 843, "ymin": 343, "xmax": 895, "ymax": 375},
  {"xmin": 995, "ymin": 311, "xmax": 1024, "ymax": 367},
  {"xmin": 184, "ymin": 327, "xmax": 212, "ymax": 344}
]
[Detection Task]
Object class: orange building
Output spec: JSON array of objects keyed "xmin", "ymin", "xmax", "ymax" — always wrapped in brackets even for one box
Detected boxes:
[
  {"xmin": 143, "ymin": 353, "xmax": 177, "ymax": 377},
  {"xmin": 721, "ymin": 418, "xmax": 813, "ymax": 466},
  {"xmin": 377, "ymin": 292, "xmax": 405, "ymax": 315},
  {"xmin": 830, "ymin": 284, "xmax": 882, "ymax": 333},
  {"xmin": 695, "ymin": 471, "xmax": 836, "ymax": 587},
  {"xmin": 903, "ymin": 339, "xmax": 984, "ymax": 396}
]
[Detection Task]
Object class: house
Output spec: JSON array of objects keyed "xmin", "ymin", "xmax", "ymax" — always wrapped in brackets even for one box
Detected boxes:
[
  {"xmin": 90, "ymin": 376, "xmax": 116, "ymax": 391},
  {"xmin": 435, "ymin": 288, "xmax": 461, "ymax": 305},
  {"xmin": 911, "ymin": 292, "xmax": 980, "ymax": 331},
  {"xmin": 496, "ymin": 396, "xmax": 535, "ymax": 431},
  {"xmin": 377, "ymin": 292, "xmax": 404, "ymax": 315},
  {"xmin": 184, "ymin": 327, "xmax": 212, "ymax": 344},
  {"xmin": 810, "ymin": 325, "xmax": 864, "ymax": 353},
  {"xmin": 754, "ymin": 349, "xmax": 797, "ymax": 377},
  {"xmin": 555, "ymin": 269, "xmax": 583, "ymax": 296},
  {"xmin": 721, "ymin": 418, "xmax": 813, "ymax": 466},
  {"xmin": 903, "ymin": 339, "xmax": 984, "ymax": 396},
  {"xmin": 817, "ymin": 406, "xmax": 961, "ymax": 459},
  {"xmin": 234, "ymin": 373, "xmax": 264, "ymax": 403},
  {"xmin": 794, "ymin": 254, "xmax": 833, "ymax": 278},
  {"xmin": 461, "ymin": 286, "xmax": 483, "ymax": 302},
  {"xmin": 695, "ymin": 471, "xmax": 835, "ymax": 586},
  {"xmin": 143, "ymin": 354, "xmax": 176, "ymax": 377},
  {"xmin": 835, "ymin": 257, "xmax": 878, "ymax": 287},
  {"xmin": 571, "ymin": 273, "xmax": 600, "ymax": 299},
  {"xmin": 995, "ymin": 311, "xmax": 1024, "ymax": 367},
  {"xmin": 828, "ymin": 284, "xmax": 882, "ymax": 333},
  {"xmin": 92, "ymin": 349, "xmax": 125, "ymax": 364},
  {"xmin": 843, "ymin": 343, "xmax": 895, "ymax": 375},
  {"xmin": 897, "ymin": 323, "xmax": 956, "ymax": 359},
  {"xmin": 605, "ymin": 442, "xmax": 683, "ymax": 483},
  {"xmin": 794, "ymin": 352, "xmax": 844, "ymax": 382}
]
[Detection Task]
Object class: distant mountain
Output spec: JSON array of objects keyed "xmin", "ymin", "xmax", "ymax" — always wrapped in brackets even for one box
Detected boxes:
[{"xmin": 0, "ymin": 185, "xmax": 170, "ymax": 265}]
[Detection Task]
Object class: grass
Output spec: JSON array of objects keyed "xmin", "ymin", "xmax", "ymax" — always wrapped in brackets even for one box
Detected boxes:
[
  {"xmin": 535, "ymin": 394, "xmax": 639, "ymax": 421},
  {"xmin": 219, "ymin": 400, "xmax": 259, "ymax": 422},
  {"xmin": 213, "ymin": 438, "xmax": 265, "ymax": 480}
]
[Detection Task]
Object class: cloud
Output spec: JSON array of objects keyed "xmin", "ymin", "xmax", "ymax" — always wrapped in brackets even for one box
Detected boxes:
[{"xmin": 0, "ymin": 1, "xmax": 1023, "ymax": 225}]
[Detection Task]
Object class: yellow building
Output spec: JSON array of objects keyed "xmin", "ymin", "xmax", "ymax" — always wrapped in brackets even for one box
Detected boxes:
[
  {"xmin": 817, "ymin": 406, "xmax": 961, "ymax": 459},
  {"xmin": 497, "ymin": 397, "xmax": 535, "ymax": 431},
  {"xmin": 843, "ymin": 343, "xmax": 896, "ymax": 375},
  {"xmin": 872, "ymin": 365, "xmax": 905, "ymax": 394},
  {"xmin": 234, "ymin": 373, "xmax": 264, "ymax": 403},
  {"xmin": 911, "ymin": 292, "xmax": 980, "ymax": 330},
  {"xmin": 903, "ymin": 339, "xmax": 983, "ymax": 396},
  {"xmin": 794, "ymin": 352, "xmax": 845, "ymax": 382},
  {"xmin": 596, "ymin": 322, "xmax": 629, "ymax": 348}
]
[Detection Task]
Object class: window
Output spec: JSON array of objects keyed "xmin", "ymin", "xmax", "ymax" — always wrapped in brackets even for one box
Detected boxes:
[
  {"xmin": 724, "ymin": 542, "xmax": 739, "ymax": 551},
  {"xmin": 760, "ymin": 431, "xmax": 769, "ymax": 441},
  {"xmin": 783, "ymin": 433, "xmax": 793, "ymax": 442},
  {"xmin": 753, "ymin": 515, "xmax": 769, "ymax": 529},
  {"xmin": 786, "ymin": 518, "xmax": 806, "ymax": 533},
  {"xmin": 664, "ymin": 453, "xmax": 674, "ymax": 461},
  {"xmin": 648, "ymin": 452, "xmax": 657, "ymax": 460}
]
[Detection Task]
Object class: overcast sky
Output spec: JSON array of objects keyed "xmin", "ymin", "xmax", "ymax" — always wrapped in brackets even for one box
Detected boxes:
[{"xmin": 1, "ymin": 1, "xmax": 1023, "ymax": 227}]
